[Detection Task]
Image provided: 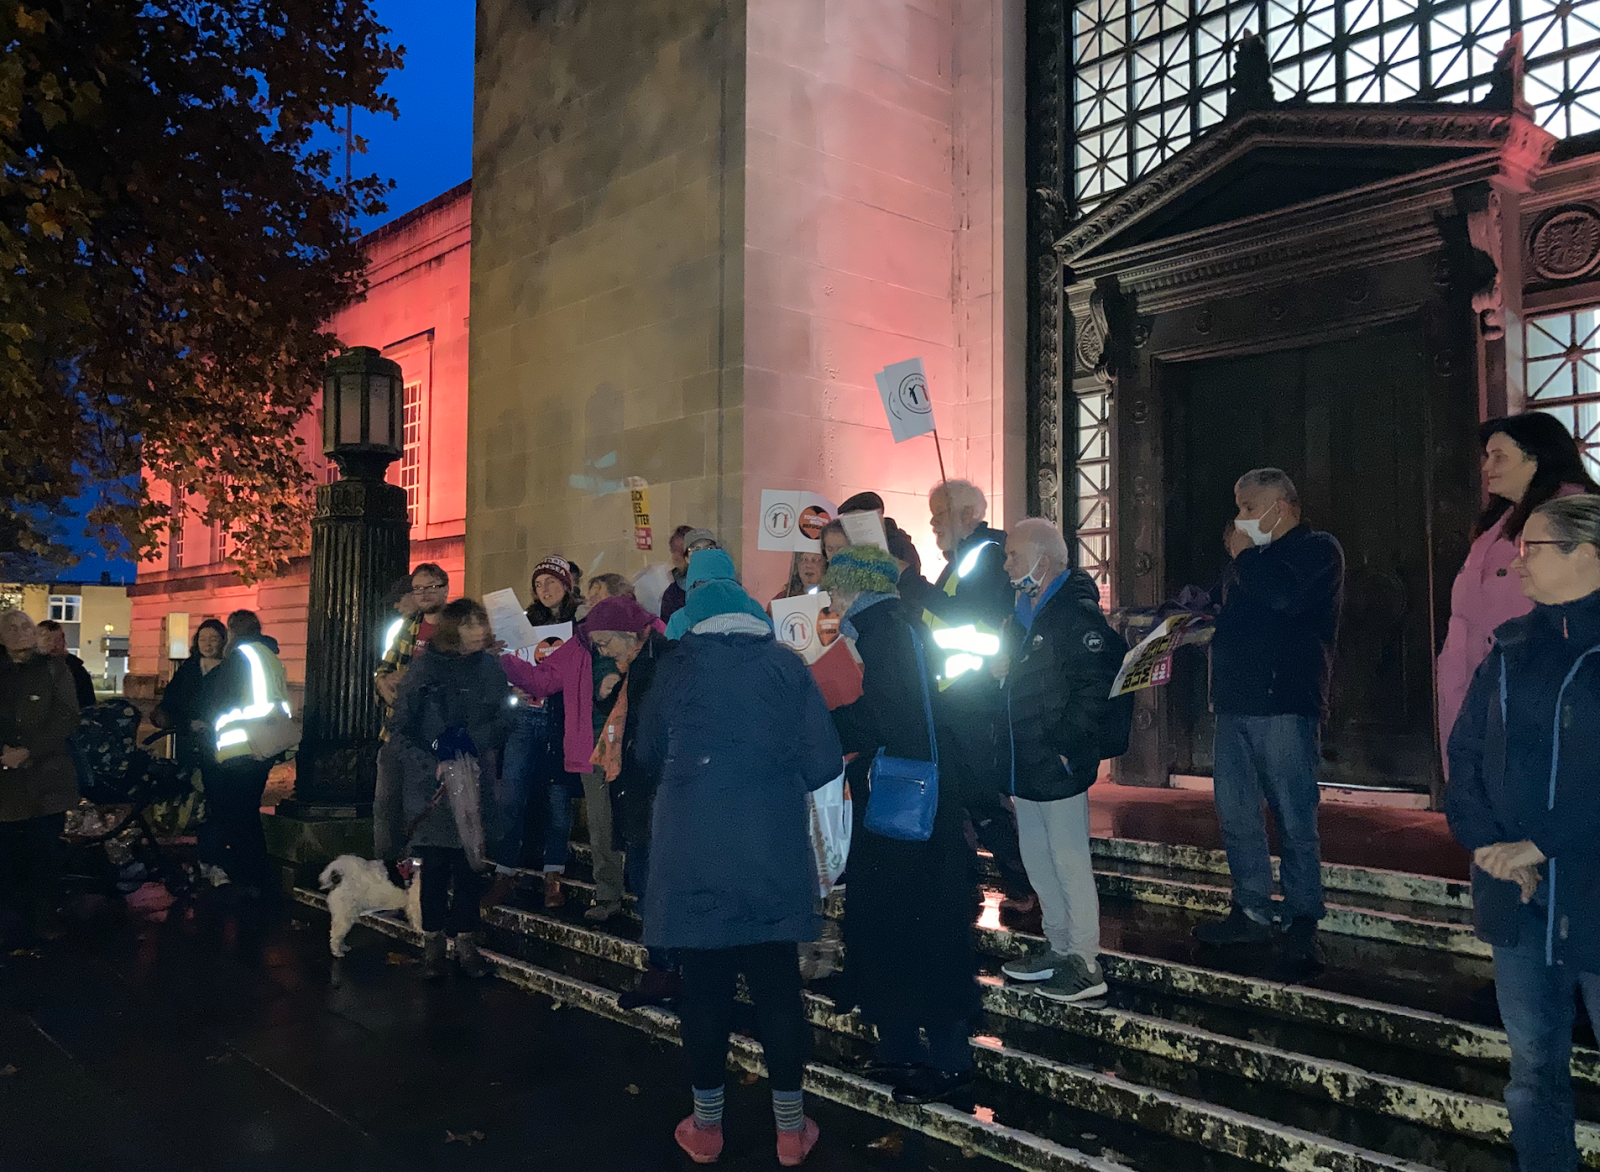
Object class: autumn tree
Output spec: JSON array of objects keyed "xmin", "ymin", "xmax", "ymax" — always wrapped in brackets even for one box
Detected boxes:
[{"xmin": 0, "ymin": 1, "xmax": 402, "ymax": 580}]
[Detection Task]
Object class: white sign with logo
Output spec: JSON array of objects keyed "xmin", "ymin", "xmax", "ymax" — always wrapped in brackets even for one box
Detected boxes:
[
  {"xmin": 873, "ymin": 356, "xmax": 936, "ymax": 443},
  {"xmin": 771, "ymin": 591, "xmax": 832, "ymax": 664},
  {"xmin": 758, "ymin": 489, "xmax": 838, "ymax": 553}
]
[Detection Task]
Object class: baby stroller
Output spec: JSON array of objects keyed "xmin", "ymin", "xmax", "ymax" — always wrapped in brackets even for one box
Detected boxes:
[{"xmin": 64, "ymin": 699, "xmax": 196, "ymax": 894}]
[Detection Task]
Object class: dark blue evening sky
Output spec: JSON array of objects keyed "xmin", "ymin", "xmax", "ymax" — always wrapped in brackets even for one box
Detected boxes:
[{"xmin": 58, "ymin": 1, "xmax": 475, "ymax": 581}]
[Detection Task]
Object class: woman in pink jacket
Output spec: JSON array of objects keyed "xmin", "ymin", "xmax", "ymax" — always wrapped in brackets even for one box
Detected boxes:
[{"xmin": 1437, "ymin": 413, "xmax": 1598, "ymax": 754}]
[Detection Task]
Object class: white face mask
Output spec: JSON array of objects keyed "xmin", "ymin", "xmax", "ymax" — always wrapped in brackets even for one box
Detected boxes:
[
  {"xmin": 1010, "ymin": 556, "xmax": 1047, "ymax": 597},
  {"xmin": 1235, "ymin": 501, "xmax": 1281, "ymax": 548}
]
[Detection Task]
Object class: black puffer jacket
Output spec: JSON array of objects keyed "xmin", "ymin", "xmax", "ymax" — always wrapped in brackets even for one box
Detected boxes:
[
  {"xmin": 611, "ymin": 630, "xmax": 671, "ymax": 847},
  {"xmin": 1004, "ymin": 569, "xmax": 1128, "ymax": 802}
]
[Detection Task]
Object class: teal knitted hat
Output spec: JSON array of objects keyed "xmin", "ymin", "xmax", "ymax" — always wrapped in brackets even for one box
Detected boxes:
[{"xmin": 823, "ymin": 545, "xmax": 900, "ymax": 596}]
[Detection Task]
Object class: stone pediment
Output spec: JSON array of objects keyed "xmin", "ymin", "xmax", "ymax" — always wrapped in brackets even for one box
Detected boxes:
[{"xmin": 1059, "ymin": 105, "xmax": 1553, "ymax": 267}]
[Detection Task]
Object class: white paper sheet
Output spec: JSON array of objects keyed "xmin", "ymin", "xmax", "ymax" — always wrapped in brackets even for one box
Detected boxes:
[
  {"xmin": 483, "ymin": 588, "xmax": 541, "ymax": 652},
  {"xmin": 839, "ymin": 511, "xmax": 888, "ymax": 551}
]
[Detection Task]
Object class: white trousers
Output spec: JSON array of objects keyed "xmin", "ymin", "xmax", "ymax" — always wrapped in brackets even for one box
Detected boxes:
[{"xmin": 1014, "ymin": 791, "xmax": 1101, "ymax": 962}]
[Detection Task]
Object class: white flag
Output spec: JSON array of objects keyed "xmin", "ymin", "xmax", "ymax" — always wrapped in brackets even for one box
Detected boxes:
[{"xmin": 874, "ymin": 357, "xmax": 936, "ymax": 443}]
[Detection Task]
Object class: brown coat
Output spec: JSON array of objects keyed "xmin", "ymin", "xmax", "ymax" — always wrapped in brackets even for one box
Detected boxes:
[{"xmin": 0, "ymin": 651, "xmax": 81, "ymax": 822}]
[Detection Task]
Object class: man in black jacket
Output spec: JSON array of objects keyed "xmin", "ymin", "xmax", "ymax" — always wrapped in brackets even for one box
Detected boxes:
[
  {"xmin": 997, "ymin": 519, "xmax": 1128, "ymax": 1002},
  {"xmin": 897, "ymin": 479, "xmax": 1034, "ymax": 908},
  {"xmin": 1195, "ymin": 468, "xmax": 1344, "ymax": 957}
]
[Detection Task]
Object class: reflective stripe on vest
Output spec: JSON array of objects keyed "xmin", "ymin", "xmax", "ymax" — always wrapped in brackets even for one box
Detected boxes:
[
  {"xmin": 214, "ymin": 642, "xmax": 291, "ymax": 760},
  {"xmin": 925, "ymin": 537, "xmax": 1005, "ymax": 686}
]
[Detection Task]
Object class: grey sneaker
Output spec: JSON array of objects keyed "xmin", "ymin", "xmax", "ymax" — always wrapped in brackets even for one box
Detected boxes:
[
  {"xmin": 1001, "ymin": 946, "xmax": 1068, "ymax": 982},
  {"xmin": 1036, "ymin": 955, "xmax": 1108, "ymax": 1003}
]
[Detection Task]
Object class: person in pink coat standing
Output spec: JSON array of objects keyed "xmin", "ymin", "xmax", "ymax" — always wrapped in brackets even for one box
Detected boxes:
[{"xmin": 1438, "ymin": 413, "xmax": 1598, "ymax": 758}]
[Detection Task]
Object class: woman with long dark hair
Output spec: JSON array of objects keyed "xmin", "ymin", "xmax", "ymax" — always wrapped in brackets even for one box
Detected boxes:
[{"xmin": 1437, "ymin": 413, "xmax": 1598, "ymax": 750}]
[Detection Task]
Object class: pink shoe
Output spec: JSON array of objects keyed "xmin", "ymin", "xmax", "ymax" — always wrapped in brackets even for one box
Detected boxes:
[
  {"xmin": 776, "ymin": 1118, "xmax": 820, "ymax": 1167},
  {"xmin": 674, "ymin": 1116, "xmax": 723, "ymax": 1164}
]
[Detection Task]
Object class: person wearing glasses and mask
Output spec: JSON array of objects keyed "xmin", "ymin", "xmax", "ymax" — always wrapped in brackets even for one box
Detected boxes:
[
  {"xmin": 1446, "ymin": 494, "xmax": 1600, "ymax": 1172},
  {"xmin": 1193, "ymin": 468, "xmax": 1344, "ymax": 960}
]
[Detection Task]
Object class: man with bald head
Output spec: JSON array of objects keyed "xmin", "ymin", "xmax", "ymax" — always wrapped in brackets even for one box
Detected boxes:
[{"xmin": 1194, "ymin": 468, "xmax": 1343, "ymax": 961}]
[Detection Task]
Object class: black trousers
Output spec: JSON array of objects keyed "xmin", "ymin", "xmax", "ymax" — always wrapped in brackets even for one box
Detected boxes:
[
  {"xmin": 0, "ymin": 812, "xmax": 65, "ymax": 928},
  {"xmin": 417, "ymin": 847, "xmax": 485, "ymax": 934},
  {"xmin": 202, "ymin": 760, "xmax": 273, "ymax": 891},
  {"xmin": 947, "ymin": 718, "xmax": 1033, "ymax": 900},
  {"xmin": 678, "ymin": 943, "xmax": 810, "ymax": 1093}
]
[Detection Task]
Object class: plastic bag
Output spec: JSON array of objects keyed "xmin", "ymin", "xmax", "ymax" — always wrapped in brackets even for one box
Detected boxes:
[
  {"xmin": 439, "ymin": 754, "xmax": 490, "ymax": 872},
  {"xmin": 807, "ymin": 771, "xmax": 851, "ymax": 897}
]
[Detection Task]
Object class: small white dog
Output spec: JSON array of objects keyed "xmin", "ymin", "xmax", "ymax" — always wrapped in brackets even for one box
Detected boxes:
[{"xmin": 319, "ymin": 855, "xmax": 422, "ymax": 957}]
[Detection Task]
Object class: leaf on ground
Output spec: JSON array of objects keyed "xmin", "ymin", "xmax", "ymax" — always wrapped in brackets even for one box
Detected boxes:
[
  {"xmin": 739, "ymin": 1069, "xmax": 759, "ymax": 1085},
  {"xmin": 385, "ymin": 952, "xmax": 417, "ymax": 966},
  {"xmin": 867, "ymin": 1131, "xmax": 904, "ymax": 1155},
  {"xmin": 624, "ymin": 1084, "xmax": 640, "ymax": 1095},
  {"xmin": 549, "ymin": 1001, "xmax": 563, "ymax": 1010},
  {"xmin": 0, "ymin": 1065, "xmax": 18, "ymax": 1076},
  {"xmin": 1080, "ymin": 1133, "xmax": 1097, "ymax": 1141},
  {"xmin": 444, "ymin": 1129, "xmax": 485, "ymax": 1146},
  {"xmin": 9, "ymin": 948, "xmax": 41, "ymax": 959}
]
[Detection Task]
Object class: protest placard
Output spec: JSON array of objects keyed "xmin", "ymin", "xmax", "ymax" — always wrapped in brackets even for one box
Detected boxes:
[
  {"xmin": 1108, "ymin": 613, "xmax": 1215, "ymax": 697},
  {"xmin": 873, "ymin": 357, "xmax": 936, "ymax": 443},
  {"xmin": 771, "ymin": 592, "xmax": 832, "ymax": 664},
  {"xmin": 758, "ymin": 489, "xmax": 837, "ymax": 552},
  {"xmin": 514, "ymin": 622, "xmax": 573, "ymax": 665}
]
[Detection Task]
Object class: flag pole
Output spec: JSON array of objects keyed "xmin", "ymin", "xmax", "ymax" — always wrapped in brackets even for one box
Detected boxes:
[{"xmin": 931, "ymin": 426, "xmax": 949, "ymax": 487}]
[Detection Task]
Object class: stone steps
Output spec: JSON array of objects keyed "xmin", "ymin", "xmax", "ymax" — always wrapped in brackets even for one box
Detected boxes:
[
  {"xmin": 291, "ymin": 834, "xmax": 1599, "ymax": 1172},
  {"xmin": 519, "ymin": 875, "xmax": 1598, "ymax": 1171}
]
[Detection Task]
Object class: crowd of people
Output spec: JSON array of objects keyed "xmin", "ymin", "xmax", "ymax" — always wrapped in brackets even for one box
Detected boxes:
[{"xmin": 2, "ymin": 412, "xmax": 1598, "ymax": 1168}]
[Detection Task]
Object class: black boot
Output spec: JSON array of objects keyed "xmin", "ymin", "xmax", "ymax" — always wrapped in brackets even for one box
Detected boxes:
[
  {"xmin": 455, "ymin": 932, "xmax": 492, "ymax": 979},
  {"xmin": 1193, "ymin": 903, "xmax": 1273, "ymax": 945},
  {"xmin": 421, "ymin": 930, "xmax": 450, "ymax": 980}
]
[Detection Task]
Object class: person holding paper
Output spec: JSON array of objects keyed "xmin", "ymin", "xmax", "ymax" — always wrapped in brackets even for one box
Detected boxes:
[
  {"xmin": 896, "ymin": 479, "xmax": 1035, "ymax": 912},
  {"xmin": 1193, "ymin": 469, "xmax": 1343, "ymax": 961},
  {"xmin": 822, "ymin": 546, "xmax": 980, "ymax": 1106},
  {"xmin": 491, "ymin": 556, "xmax": 585, "ymax": 910}
]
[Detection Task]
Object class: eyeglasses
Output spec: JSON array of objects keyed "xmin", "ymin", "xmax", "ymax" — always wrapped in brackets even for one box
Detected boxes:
[
  {"xmin": 687, "ymin": 541, "xmax": 717, "ymax": 553},
  {"xmin": 413, "ymin": 583, "xmax": 448, "ymax": 594},
  {"xmin": 1517, "ymin": 540, "xmax": 1570, "ymax": 557}
]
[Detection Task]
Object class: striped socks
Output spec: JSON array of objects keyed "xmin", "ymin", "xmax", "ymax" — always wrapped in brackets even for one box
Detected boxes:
[
  {"xmin": 772, "ymin": 1088, "xmax": 805, "ymax": 1132},
  {"xmin": 692, "ymin": 1085, "xmax": 725, "ymax": 1130}
]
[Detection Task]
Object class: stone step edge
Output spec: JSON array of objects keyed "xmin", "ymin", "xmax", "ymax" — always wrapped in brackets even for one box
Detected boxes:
[
  {"xmin": 544, "ymin": 867, "xmax": 1600, "ymax": 1094},
  {"xmin": 560, "ymin": 842, "xmax": 1483, "ymax": 957},
  {"xmin": 288, "ymin": 888, "xmax": 1135, "ymax": 1172},
  {"xmin": 1091, "ymin": 871, "xmax": 1487, "ymax": 959},
  {"xmin": 476, "ymin": 902, "xmax": 1450, "ymax": 1172},
  {"xmin": 1085, "ymin": 837, "xmax": 1471, "ymax": 911},
  {"xmin": 492, "ymin": 902, "xmax": 1543, "ymax": 1154}
]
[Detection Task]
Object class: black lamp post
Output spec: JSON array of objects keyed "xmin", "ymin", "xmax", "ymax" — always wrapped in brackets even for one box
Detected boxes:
[{"xmin": 289, "ymin": 346, "xmax": 410, "ymax": 816}]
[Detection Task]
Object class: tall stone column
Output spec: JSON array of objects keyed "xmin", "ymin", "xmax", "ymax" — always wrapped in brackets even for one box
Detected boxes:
[{"xmin": 292, "ymin": 475, "xmax": 409, "ymax": 812}]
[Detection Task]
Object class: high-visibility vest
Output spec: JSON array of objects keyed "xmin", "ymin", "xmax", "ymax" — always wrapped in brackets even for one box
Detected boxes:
[
  {"xmin": 214, "ymin": 642, "xmax": 293, "ymax": 762},
  {"xmin": 923, "ymin": 539, "xmax": 1005, "ymax": 689}
]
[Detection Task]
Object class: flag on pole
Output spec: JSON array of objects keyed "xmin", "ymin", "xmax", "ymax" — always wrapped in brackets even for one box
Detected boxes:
[{"xmin": 874, "ymin": 357, "xmax": 936, "ymax": 443}]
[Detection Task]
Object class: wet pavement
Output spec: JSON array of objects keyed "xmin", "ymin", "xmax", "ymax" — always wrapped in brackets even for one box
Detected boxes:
[{"xmin": 0, "ymin": 886, "xmax": 1000, "ymax": 1172}]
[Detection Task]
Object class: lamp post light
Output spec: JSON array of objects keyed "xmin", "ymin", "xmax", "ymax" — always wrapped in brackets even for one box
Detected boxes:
[{"xmin": 288, "ymin": 346, "xmax": 410, "ymax": 821}]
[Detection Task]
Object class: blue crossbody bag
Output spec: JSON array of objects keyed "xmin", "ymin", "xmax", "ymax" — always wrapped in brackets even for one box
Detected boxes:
[{"xmin": 863, "ymin": 625, "xmax": 939, "ymax": 842}]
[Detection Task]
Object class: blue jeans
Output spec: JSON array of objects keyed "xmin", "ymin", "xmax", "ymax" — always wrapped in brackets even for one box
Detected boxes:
[
  {"xmin": 1494, "ymin": 909, "xmax": 1600, "ymax": 1172},
  {"xmin": 491, "ymin": 705, "xmax": 575, "ymax": 871},
  {"xmin": 1212, "ymin": 712, "xmax": 1324, "ymax": 921}
]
